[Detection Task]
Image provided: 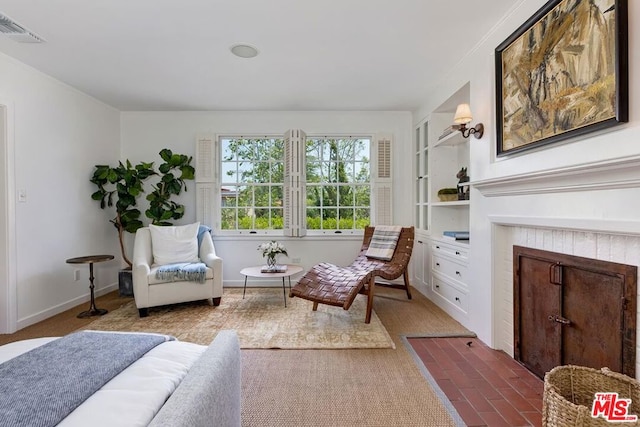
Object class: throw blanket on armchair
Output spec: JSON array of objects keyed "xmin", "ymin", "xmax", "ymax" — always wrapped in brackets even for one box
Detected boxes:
[
  {"xmin": 0, "ymin": 330, "xmax": 173, "ymax": 427},
  {"xmin": 156, "ymin": 262, "xmax": 207, "ymax": 283},
  {"xmin": 197, "ymin": 224, "xmax": 212, "ymax": 247}
]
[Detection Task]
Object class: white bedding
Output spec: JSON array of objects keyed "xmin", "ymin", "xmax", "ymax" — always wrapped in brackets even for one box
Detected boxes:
[{"xmin": 0, "ymin": 334, "xmax": 207, "ymax": 427}]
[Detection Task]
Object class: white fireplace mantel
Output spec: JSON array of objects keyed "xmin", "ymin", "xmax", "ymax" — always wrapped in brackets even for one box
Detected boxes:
[
  {"xmin": 463, "ymin": 153, "xmax": 640, "ymax": 352},
  {"xmin": 472, "ymin": 155, "xmax": 640, "ymax": 197}
]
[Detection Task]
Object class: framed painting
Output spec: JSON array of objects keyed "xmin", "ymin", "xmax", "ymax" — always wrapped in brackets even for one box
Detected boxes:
[{"xmin": 495, "ymin": 0, "xmax": 628, "ymax": 157}]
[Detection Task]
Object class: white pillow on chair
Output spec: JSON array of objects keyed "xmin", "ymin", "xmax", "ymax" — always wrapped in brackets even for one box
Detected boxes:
[{"xmin": 149, "ymin": 222, "xmax": 200, "ymax": 265}]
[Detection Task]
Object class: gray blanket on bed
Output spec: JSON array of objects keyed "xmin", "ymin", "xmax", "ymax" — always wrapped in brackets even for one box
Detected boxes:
[{"xmin": 0, "ymin": 330, "xmax": 173, "ymax": 427}]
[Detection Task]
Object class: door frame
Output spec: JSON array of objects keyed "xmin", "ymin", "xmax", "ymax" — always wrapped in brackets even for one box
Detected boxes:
[{"xmin": 0, "ymin": 100, "xmax": 17, "ymax": 333}]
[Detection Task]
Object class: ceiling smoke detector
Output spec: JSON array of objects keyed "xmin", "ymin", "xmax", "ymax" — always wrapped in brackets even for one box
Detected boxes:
[
  {"xmin": 0, "ymin": 12, "xmax": 45, "ymax": 43},
  {"xmin": 230, "ymin": 44, "xmax": 258, "ymax": 58}
]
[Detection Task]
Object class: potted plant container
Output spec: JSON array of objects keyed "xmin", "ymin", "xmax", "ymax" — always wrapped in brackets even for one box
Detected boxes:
[{"xmin": 437, "ymin": 188, "xmax": 458, "ymax": 202}]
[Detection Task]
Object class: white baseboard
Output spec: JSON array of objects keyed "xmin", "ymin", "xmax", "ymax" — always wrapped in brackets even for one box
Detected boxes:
[{"xmin": 16, "ymin": 282, "xmax": 118, "ymax": 330}]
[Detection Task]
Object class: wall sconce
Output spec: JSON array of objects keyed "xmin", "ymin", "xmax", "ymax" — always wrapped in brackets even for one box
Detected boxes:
[{"xmin": 454, "ymin": 103, "xmax": 484, "ymax": 139}]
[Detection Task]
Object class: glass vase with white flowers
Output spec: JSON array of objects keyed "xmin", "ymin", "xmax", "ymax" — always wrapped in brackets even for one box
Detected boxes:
[{"xmin": 258, "ymin": 241, "xmax": 288, "ymax": 269}]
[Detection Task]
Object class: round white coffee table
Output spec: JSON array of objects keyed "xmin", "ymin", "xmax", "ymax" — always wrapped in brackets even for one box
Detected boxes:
[{"xmin": 240, "ymin": 264, "xmax": 304, "ymax": 307}]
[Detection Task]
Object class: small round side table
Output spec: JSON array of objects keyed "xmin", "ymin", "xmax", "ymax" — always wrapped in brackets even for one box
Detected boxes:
[
  {"xmin": 240, "ymin": 264, "xmax": 304, "ymax": 307},
  {"xmin": 66, "ymin": 254, "xmax": 114, "ymax": 318}
]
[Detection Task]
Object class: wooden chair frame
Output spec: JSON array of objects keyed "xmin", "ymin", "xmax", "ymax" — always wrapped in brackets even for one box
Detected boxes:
[{"xmin": 290, "ymin": 226, "xmax": 415, "ymax": 323}]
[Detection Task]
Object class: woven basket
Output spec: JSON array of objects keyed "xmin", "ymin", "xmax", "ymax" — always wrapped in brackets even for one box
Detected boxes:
[
  {"xmin": 438, "ymin": 194, "xmax": 458, "ymax": 202},
  {"xmin": 542, "ymin": 365, "xmax": 640, "ymax": 426}
]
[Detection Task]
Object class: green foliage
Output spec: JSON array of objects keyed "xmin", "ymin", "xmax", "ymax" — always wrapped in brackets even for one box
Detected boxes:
[
  {"xmin": 304, "ymin": 138, "xmax": 370, "ymax": 231},
  {"xmin": 90, "ymin": 160, "xmax": 157, "ymax": 266},
  {"xmin": 220, "ymin": 138, "xmax": 286, "ymax": 230},
  {"xmin": 222, "ymin": 215, "xmax": 369, "ymax": 231},
  {"xmin": 220, "ymin": 136, "xmax": 371, "ymax": 232},
  {"xmin": 221, "ymin": 208, "xmax": 284, "ymax": 230},
  {"xmin": 304, "ymin": 216, "xmax": 369, "ymax": 230},
  {"xmin": 90, "ymin": 160, "xmax": 156, "ymax": 234},
  {"xmin": 145, "ymin": 149, "xmax": 195, "ymax": 225}
]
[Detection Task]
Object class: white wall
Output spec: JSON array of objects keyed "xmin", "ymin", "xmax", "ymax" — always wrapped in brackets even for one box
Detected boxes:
[
  {"xmin": 0, "ymin": 52, "xmax": 121, "ymax": 331},
  {"xmin": 413, "ymin": 0, "xmax": 640, "ymax": 345},
  {"xmin": 120, "ymin": 111, "xmax": 413, "ymax": 286}
]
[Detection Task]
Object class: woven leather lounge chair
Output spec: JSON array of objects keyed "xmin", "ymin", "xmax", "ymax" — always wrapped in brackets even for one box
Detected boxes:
[{"xmin": 289, "ymin": 226, "xmax": 414, "ymax": 323}]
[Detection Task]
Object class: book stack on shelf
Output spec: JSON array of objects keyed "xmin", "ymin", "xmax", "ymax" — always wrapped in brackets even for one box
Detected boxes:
[
  {"xmin": 442, "ymin": 231, "xmax": 469, "ymax": 241},
  {"xmin": 438, "ymin": 124, "xmax": 461, "ymax": 140},
  {"xmin": 261, "ymin": 264, "xmax": 288, "ymax": 273}
]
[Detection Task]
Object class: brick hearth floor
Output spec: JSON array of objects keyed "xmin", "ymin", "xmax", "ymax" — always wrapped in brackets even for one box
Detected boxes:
[{"xmin": 407, "ymin": 336, "xmax": 544, "ymax": 426}]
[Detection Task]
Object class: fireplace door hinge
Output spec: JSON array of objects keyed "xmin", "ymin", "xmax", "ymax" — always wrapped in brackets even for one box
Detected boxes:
[{"xmin": 549, "ymin": 262, "xmax": 563, "ymax": 285}]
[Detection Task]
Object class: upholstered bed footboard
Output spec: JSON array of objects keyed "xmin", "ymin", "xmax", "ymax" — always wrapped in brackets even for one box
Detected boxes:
[{"xmin": 148, "ymin": 330, "xmax": 241, "ymax": 427}]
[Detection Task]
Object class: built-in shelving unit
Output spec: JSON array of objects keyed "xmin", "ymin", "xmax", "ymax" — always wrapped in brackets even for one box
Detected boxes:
[
  {"xmin": 430, "ymin": 200, "xmax": 470, "ymax": 207},
  {"xmin": 412, "ymin": 82, "xmax": 471, "ymax": 324},
  {"xmin": 414, "ymin": 120, "xmax": 429, "ymax": 232},
  {"xmin": 433, "ymin": 129, "xmax": 466, "ymax": 148}
]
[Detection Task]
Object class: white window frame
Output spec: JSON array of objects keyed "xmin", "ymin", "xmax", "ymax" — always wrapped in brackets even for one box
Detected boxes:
[
  {"xmin": 302, "ymin": 134, "xmax": 372, "ymax": 236},
  {"xmin": 196, "ymin": 132, "xmax": 392, "ymax": 237}
]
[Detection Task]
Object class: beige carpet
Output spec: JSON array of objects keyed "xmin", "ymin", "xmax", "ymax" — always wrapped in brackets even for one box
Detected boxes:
[{"xmin": 82, "ymin": 288, "xmax": 395, "ymax": 349}]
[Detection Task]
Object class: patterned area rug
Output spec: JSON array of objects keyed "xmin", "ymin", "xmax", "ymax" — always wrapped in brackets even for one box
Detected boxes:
[{"xmin": 82, "ymin": 288, "xmax": 395, "ymax": 349}]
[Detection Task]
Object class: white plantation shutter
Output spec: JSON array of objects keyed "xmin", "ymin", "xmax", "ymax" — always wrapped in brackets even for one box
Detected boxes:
[
  {"xmin": 283, "ymin": 129, "xmax": 307, "ymax": 237},
  {"xmin": 195, "ymin": 135, "xmax": 218, "ymax": 228},
  {"xmin": 195, "ymin": 135, "xmax": 215, "ymax": 183},
  {"xmin": 371, "ymin": 134, "xmax": 393, "ymax": 225},
  {"xmin": 196, "ymin": 183, "xmax": 215, "ymax": 228}
]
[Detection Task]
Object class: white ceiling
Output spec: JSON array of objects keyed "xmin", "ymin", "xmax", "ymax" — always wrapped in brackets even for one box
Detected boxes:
[{"xmin": 0, "ymin": 0, "xmax": 516, "ymax": 111}]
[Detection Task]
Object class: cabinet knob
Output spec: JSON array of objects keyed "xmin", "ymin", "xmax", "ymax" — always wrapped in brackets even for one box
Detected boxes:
[
  {"xmin": 456, "ymin": 271, "xmax": 461, "ymax": 276},
  {"xmin": 435, "ymin": 285, "xmax": 440, "ymax": 289},
  {"xmin": 455, "ymin": 251, "xmax": 460, "ymax": 255},
  {"xmin": 455, "ymin": 297, "xmax": 460, "ymax": 302},
  {"xmin": 436, "ymin": 263, "xmax": 440, "ymax": 266},
  {"xmin": 436, "ymin": 246, "xmax": 440, "ymax": 249}
]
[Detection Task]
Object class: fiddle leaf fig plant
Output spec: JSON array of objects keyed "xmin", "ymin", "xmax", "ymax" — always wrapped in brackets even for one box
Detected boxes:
[
  {"xmin": 90, "ymin": 149, "xmax": 195, "ymax": 267},
  {"xmin": 145, "ymin": 149, "xmax": 195, "ymax": 225},
  {"xmin": 90, "ymin": 160, "xmax": 156, "ymax": 267}
]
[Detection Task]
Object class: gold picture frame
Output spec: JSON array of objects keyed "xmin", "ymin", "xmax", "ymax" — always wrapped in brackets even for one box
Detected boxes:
[{"xmin": 495, "ymin": 0, "xmax": 628, "ymax": 156}]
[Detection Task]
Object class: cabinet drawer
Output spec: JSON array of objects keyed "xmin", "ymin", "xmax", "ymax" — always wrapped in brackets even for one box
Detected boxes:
[
  {"xmin": 431, "ymin": 275, "xmax": 468, "ymax": 314},
  {"xmin": 432, "ymin": 255, "xmax": 468, "ymax": 285},
  {"xmin": 432, "ymin": 241, "xmax": 468, "ymax": 261}
]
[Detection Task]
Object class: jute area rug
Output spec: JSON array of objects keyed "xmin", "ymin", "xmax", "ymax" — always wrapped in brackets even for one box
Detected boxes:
[
  {"xmin": 239, "ymin": 287, "xmax": 474, "ymax": 427},
  {"xmin": 82, "ymin": 288, "xmax": 395, "ymax": 349}
]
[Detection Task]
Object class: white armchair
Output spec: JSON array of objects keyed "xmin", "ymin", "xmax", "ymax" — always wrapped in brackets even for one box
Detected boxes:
[{"xmin": 132, "ymin": 226, "xmax": 223, "ymax": 317}]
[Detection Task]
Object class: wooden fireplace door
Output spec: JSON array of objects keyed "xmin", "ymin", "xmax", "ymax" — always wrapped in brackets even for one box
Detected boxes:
[{"xmin": 513, "ymin": 246, "xmax": 636, "ymax": 379}]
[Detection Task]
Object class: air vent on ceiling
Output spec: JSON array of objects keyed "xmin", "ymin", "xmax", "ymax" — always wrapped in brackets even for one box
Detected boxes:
[{"xmin": 0, "ymin": 13, "xmax": 45, "ymax": 43}]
